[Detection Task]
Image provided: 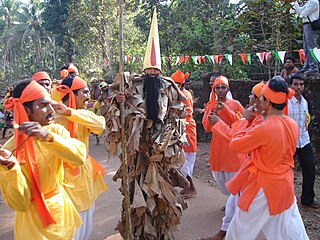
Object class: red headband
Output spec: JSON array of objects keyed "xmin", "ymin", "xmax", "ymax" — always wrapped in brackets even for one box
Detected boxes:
[
  {"xmin": 261, "ymin": 81, "xmax": 294, "ymax": 104},
  {"xmin": 4, "ymin": 81, "xmax": 55, "ymax": 227},
  {"xmin": 32, "ymin": 71, "xmax": 52, "ymax": 83}
]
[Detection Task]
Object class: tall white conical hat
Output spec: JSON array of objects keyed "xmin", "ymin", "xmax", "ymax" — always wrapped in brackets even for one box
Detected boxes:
[{"xmin": 143, "ymin": 7, "xmax": 161, "ymax": 72}]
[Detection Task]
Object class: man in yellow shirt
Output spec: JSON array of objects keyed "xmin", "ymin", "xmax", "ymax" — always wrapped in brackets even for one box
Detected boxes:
[
  {"xmin": 0, "ymin": 79, "xmax": 87, "ymax": 240},
  {"xmin": 54, "ymin": 74, "xmax": 107, "ymax": 240}
]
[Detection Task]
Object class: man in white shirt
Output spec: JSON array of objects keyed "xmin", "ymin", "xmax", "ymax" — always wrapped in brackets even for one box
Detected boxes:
[
  {"xmin": 294, "ymin": 0, "xmax": 319, "ymax": 75},
  {"xmin": 288, "ymin": 73, "xmax": 319, "ymax": 208}
]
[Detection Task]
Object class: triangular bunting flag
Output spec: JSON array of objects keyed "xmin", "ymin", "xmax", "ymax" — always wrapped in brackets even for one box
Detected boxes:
[
  {"xmin": 205, "ymin": 55, "xmax": 212, "ymax": 64},
  {"xmin": 273, "ymin": 51, "xmax": 286, "ymax": 64},
  {"xmin": 214, "ymin": 55, "xmax": 223, "ymax": 64},
  {"xmin": 191, "ymin": 56, "xmax": 198, "ymax": 64},
  {"xmin": 295, "ymin": 49, "xmax": 306, "ymax": 64},
  {"xmin": 185, "ymin": 56, "xmax": 190, "ymax": 63},
  {"xmin": 178, "ymin": 56, "xmax": 185, "ymax": 65},
  {"xmin": 310, "ymin": 48, "xmax": 320, "ymax": 62},
  {"xmin": 265, "ymin": 52, "xmax": 272, "ymax": 62},
  {"xmin": 209, "ymin": 55, "xmax": 215, "ymax": 65},
  {"xmin": 224, "ymin": 54, "xmax": 232, "ymax": 65},
  {"xmin": 247, "ymin": 54, "xmax": 252, "ymax": 65},
  {"xmin": 201, "ymin": 56, "xmax": 207, "ymax": 64},
  {"xmin": 256, "ymin": 52, "xmax": 266, "ymax": 64},
  {"xmin": 197, "ymin": 56, "xmax": 202, "ymax": 64},
  {"xmin": 175, "ymin": 56, "xmax": 180, "ymax": 65},
  {"xmin": 238, "ymin": 54, "xmax": 247, "ymax": 64}
]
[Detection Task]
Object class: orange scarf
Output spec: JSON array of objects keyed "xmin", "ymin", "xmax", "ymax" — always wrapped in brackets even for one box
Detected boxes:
[
  {"xmin": 206, "ymin": 76, "xmax": 229, "ymax": 112},
  {"xmin": 4, "ymin": 81, "xmax": 55, "ymax": 227},
  {"xmin": 55, "ymin": 76, "xmax": 87, "ymax": 138},
  {"xmin": 261, "ymin": 81, "xmax": 295, "ymax": 115}
]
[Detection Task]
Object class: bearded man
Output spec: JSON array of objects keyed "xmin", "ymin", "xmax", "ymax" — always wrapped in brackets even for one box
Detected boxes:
[{"xmin": 104, "ymin": 8, "xmax": 188, "ymax": 240}]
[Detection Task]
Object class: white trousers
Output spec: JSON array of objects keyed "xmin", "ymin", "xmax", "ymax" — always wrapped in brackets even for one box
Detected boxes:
[
  {"xmin": 211, "ymin": 171, "xmax": 237, "ymax": 231},
  {"xmin": 226, "ymin": 189, "xmax": 309, "ymax": 240},
  {"xmin": 211, "ymin": 171, "xmax": 236, "ymax": 196},
  {"xmin": 73, "ymin": 203, "xmax": 95, "ymax": 240},
  {"xmin": 180, "ymin": 152, "xmax": 196, "ymax": 177}
]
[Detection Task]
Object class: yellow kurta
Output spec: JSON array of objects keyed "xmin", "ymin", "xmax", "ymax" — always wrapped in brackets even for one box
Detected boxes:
[
  {"xmin": 0, "ymin": 123, "xmax": 87, "ymax": 240},
  {"xmin": 51, "ymin": 85, "xmax": 61, "ymax": 102},
  {"xmin": 54, "ymin": 109, "xmax": 107, "ymax": 212}
]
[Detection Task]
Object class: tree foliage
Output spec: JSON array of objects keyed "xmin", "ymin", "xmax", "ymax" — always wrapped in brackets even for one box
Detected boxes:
[{"xmin": 0, "ymin": 0, "xmax": 309, "ymax": 91}]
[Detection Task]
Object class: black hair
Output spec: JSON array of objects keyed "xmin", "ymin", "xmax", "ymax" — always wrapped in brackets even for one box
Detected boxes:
[
  {"xmin": 59, "ymin": 62, "xmax": 72, "ymax": 71},
  {"xmin": 289, "ymin": 73, "xmax": 305, "ymax": 85},
  {"xmin": 60, "ymin": 75, "xmax": 80, "ymax": 102},
  {"xmin": 285, "ymin": 56, "xmax": 296, "ymax": 63},
  {"xmin": 12, "ymin": 79, "xmax": 35, "ymax": 110},
  {"xmin": 263, "ymin": 77, "xmax": 289, "ymax": 110},
  {"xmin": 210, "ymin": 73, "xmax": 220, "ymax": 81}
]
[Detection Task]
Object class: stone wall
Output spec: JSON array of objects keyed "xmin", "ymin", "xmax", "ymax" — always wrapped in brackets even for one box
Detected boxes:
[{"xmin": 192, "ymin": 75, "xmax": 320, "ymax": 171}]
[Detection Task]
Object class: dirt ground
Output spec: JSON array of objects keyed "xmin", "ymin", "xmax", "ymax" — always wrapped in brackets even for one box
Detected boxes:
[
  {"xmin": 194, "ymin": 142, "xmax": 320, "ymax": 240},
  {"xmin": 0, "ymin": 136, "xmax": 319, "ymax": 239}
]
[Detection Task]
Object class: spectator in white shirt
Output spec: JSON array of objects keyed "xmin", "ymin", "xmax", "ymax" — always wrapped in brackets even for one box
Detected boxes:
[
  {"xmin": 288, "ymin": 73, "xmax": 319, "ymax": 208},
  {"xmin": 294, "ymin": 0, "xmax": 319, "ymax": 75}
]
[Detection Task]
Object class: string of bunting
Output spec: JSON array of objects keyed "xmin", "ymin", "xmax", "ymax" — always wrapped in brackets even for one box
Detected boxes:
[{"xmin": 105, "ymin": 49, "xmax": 311, "ymax": 66}]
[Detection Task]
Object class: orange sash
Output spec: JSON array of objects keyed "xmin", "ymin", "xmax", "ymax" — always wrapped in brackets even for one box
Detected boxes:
[{"xmin": 4, "ymin": 81, "xmax": 56, "ymax": 227}]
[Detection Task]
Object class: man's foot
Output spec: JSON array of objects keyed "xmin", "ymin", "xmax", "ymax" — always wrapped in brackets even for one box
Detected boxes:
[
  {"xmin": 301, "ymin": 201, "xmax": 320, "ymax": 209},
  {"xmin": 198, "ymin": 230, "xmax": 226, "ymax": 240},
  {"xmin": 304, "ymin": 70, "xmax": 318, "ymax": 76}
]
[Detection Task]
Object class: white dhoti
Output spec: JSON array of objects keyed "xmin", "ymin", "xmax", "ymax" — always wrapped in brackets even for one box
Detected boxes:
[
  {"xmin": 211, "ymin": 171, "xmax": 236, "ymax": 196},
  {"xmin": 73, "ymin": 203, "xmax": 95, "ymax": 240},
  {"xmin": 211, "ymin": 171, "xmax": 237, "ymax": 232},
  {"xmin": 180, "ymin": 152, "xmax": 196, "ymax": 177},
  {"xmin": 226, "ymin": 189, "xmax": 309, "ymax": 240}
]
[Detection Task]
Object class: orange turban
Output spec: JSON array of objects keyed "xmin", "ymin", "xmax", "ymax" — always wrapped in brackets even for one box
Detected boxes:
[
  {"xmin": 261, "ymin": 81, "xmax": 294, "ymax": 104},
  {"xmin": 206, "ymin": 76, "xmax": 229, "ymax": 112},
  {"xmin": 32, "ymin": 71, "xmax": 52, "ymax": 83},
  {"xmin": 3, "ymin": 81, "xmax": 55, "ymax": 227},
  {"xmin": 56, "ymin": 76, "xmax": 87, "ymax": 137},
  {"xmin": 252, "ymin": 81, "xmax": 265, "ymax": 98},
  {"xmin": 60, "ymin": 64, "xmax": 79, "ymax": 78},
  {"xmin": 212, "ymin": 76, "xmax": 229, "ymax": 90},
  {"xmin": 171, "ymin": 70, "xmax": 190, "ymax": 83},
  {"xmin": 261, "ymin": 80, "xmax": 295, "ymax": 115}
]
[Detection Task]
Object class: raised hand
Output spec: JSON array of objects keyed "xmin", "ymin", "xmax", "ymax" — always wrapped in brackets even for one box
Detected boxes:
[{"xmin": 18, "ymin": 122, "xmax": 50, "ymax": 141}]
